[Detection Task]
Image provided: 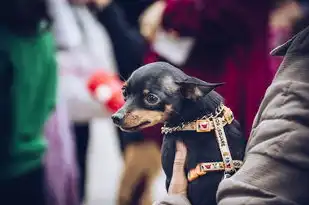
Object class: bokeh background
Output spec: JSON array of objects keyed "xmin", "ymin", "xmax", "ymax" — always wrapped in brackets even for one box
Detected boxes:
[{"xmin": 0, "ymin": 0, "xmax": 308, "ymax": 205}]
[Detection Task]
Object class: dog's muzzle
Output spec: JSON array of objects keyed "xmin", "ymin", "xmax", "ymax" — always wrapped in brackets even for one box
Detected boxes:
[{"xmin": 111, "ymin": 112, "xmax": 124, "ymax": 126}]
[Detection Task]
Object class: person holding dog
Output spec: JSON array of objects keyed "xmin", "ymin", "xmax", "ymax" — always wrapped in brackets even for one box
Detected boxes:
[
  {"xmin": 154, "ymin": 25, "xmax": 309, "ymax": 205},
  {"xmin": 0, "ymin": 0, "xmax": 57, "ymax": 204},
  {"xmin": 89, "ymin": 1, "xmax": 163, "ymax": 204}
]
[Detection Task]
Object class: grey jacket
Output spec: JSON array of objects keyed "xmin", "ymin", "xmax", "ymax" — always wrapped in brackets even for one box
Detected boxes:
[{"xmin": 155, "ymin": 26, "xmax": 309, "ymax": 205}]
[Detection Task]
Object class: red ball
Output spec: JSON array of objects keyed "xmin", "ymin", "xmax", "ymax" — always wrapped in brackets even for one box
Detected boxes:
[
  {"xmin": 87, "ymin": 70, "xmax": 115, "ymax": 95},
  {"xmin": 87, "ymin": 70, "xmax": 125, "ymax": 113},
  {"xmin": 105, "ymin": 78, "xmax": 125, "ymax": 113}
]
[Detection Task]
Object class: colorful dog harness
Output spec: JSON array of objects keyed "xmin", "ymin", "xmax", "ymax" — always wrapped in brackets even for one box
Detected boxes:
[{"xmin": 161, "ymin": 104, "xmax": 243, "ymax": 182}]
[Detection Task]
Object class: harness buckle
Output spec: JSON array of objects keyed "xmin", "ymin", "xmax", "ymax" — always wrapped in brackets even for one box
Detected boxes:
[
  {"xmin": 188, "ymin": 164, "xmax": 207, "ymax": 182},
  {"xmin": 188, "ymin": 171, "xmax": 198, "ymax": 182},
  {"xmin": 197, "ymin": 164, "xmax": 206, "ymax": 175}
]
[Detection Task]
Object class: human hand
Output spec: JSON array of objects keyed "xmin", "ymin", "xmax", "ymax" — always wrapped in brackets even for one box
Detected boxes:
[
  {"xmin": 69, "ymin": 0, "xmax": 111, "ymax": 7},
  {"xmin": 271, "ymin": 1, "xmax": 303, "ymax": 29},
  {"xmin": 168, "ymin": 141, "xmax": 188, "ymax": 196},
  {"xmin": 92, "ymin": 0, "xmax": 112, "ymax": 8},
  {"xmin": 139, "ymin": 0, "xmax": 166, "ymax": 42}
]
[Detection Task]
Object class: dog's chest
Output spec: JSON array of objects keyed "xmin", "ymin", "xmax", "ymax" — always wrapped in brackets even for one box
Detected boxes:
[{"xmin": 160, "ymin": 122, "xmax": 245, "ymax": 205}]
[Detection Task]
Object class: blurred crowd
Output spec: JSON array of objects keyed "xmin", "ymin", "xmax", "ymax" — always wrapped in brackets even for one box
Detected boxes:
[{"xmin": 0, "ymin": 0, "xmax": 308, "ymax": 205}]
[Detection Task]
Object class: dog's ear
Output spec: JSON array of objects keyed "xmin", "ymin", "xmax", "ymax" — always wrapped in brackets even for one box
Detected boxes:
[{"xmin": 175, "ymin": 77, "xmax": 224, "ymax": 100}]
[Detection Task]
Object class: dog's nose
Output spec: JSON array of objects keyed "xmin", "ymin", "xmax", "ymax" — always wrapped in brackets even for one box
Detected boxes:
[{"xmin": 111, "ymin": 113, "xmax": 123, "ymax": 125}]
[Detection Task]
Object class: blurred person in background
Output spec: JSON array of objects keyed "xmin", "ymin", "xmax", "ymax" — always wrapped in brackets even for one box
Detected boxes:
[
  {"xmin": 89, "ymin": 0, "xmax": 164, "ymax": 205},
  {"xmin": 90, "ymin": 1, "xmax": 161, "ymax": 205},
  {"xmin": 89, "ymin": 0, "xmax": 153, "ymax": 154},
  {"xmin": 49, "ymin": 0, "xmax": 120, "ymax": 203},
  {"xmin": 44, "ymin": 99, "xmax": 79, "ymax": 205},
  {"xmin": 140, "ymin": 0, "xmax": 276, "ymax": 141},
  {"xmin": 51, "ymin": 0, "xmax": 157, "ymax": 204},
  {"xmin": 45, "ymin": 3, "xmax": 83, "ymax": 205},
  {"xmin": 269, "ymin": 0, "xmax": 304, "ymax": 75},
  {"xmin": 0, "ymin": 0, "xmax": 57, "ymax": 204},
  {"xmin": 291, "ymin": 0, "xmax": 309, "ymax": 35}
]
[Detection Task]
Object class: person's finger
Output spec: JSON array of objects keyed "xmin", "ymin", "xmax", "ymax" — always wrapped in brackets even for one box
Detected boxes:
[
  {"xmin": 172, "ymin": 141, "xmax": 187, "ymax": 171},
  {"xmin": 168, "ymin": 141, "xmax": 188, "ymax": 195},
  {"xmin": 93, "ymin": 0, "xmax": 112, "ymax": 8},
  {"xmin": 176, "ymin": 140, "xmax": 187, "ymax": 159}
]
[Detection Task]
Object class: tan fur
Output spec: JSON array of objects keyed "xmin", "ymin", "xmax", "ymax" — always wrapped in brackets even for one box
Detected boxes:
[
  {"xmin": 123, "ymin": 110, "xmax": 164, "ymax": 128},
  {"xmin": 123, "ymin": 105, "xmax": 174, "ymax": 129},
  {"xmin": 143, "ymin": 89, "xmax": 150, "ymax": 95},
  {"xmin": 161, "ymin": 76, "xmax": 179, "ymax": 93},
  {"xmin": 117, "ymin": 141, "xmax": 161, "ymax": 205},
  {"xmin": 164, "ymin": 104, "xmax": 173, "ymax": 118},
  {"xmin": 185, "ymin": 87, "xmax": 203, "ymax": 100}
]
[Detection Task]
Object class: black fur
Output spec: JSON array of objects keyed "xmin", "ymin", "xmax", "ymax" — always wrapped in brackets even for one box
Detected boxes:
[
  {"xmin": 161, "ymin": 92, "xmax": 245, "ymax": 205},
  {"xmin": 113, "ymin": 62, "xmax": 246, "ymax": 205}
]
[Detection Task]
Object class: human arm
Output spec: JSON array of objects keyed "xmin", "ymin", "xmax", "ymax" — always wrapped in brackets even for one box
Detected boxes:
[
  {"xmin": 91, "ymin": 0, "xmax": 147, "ymax": 79},
  {"xmin": 141, "ymin": 0, "xmax": 272, "ymax": 43},
  {"xmin": 153, "ymin": 141, "xmax": 192, "ymax": 205}
]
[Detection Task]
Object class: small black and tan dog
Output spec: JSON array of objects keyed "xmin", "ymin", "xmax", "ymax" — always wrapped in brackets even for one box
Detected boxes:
[{"xmin": 112, "ymin": 62, "xmax": 246, "ymax": 205}]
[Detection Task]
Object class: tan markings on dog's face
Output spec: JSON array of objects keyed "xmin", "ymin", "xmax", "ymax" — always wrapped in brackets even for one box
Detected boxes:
[
  {"xmin": 163, "ymin": 104, "xmax": 173, "ymax": 119},
  {"xmin": 185, "ymin": 87, "xmax": 203, "ymax": 100},
  {"xmin": 121, "ymin": 104, "xmax": 174, "ymax": 130},
  {"xmin": 123, "ymin": 81, "xmax": 128, "ymax": 87},
  {"xmin": 194, "ymin": 87, "xmax": 203, "ymax": 97},
  {"xmin": 143, "ymin": 89, "xmax": 150, "ymax": 95},
  {"xmin": 161, "ymin": 76, "xmax": 179, "ymax": 93}
]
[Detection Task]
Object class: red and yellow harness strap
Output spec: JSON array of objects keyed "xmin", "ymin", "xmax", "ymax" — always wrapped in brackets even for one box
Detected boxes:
[
  {"xmin": 188, "ymin": 160, "xmax": 243, "ymax": 182},
  {"xmin": 161, "ymin": 104, "xmax": 244, "ymax": 182}
]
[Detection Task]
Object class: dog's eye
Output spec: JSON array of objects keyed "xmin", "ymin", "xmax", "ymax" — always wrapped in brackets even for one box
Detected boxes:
[{"xmin": 145, "ymin": 93, "xmax": 160, "ymax": 105}]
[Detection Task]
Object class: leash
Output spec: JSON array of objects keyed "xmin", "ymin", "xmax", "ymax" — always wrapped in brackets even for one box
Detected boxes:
[{"xmin": 161, "ymin": 104, "xmax": 243, "ymax": 182}]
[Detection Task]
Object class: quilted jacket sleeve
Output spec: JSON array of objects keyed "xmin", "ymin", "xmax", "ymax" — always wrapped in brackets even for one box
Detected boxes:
[
  {"xmin": 153, "ymin": 195, "xmax": 192, "ymax": 205},
  {"xmin": 217, "ymin": 26, "xmax": 309, "ymax": 205}
]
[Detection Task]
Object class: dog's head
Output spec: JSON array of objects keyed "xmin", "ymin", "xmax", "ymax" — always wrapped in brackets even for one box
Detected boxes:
[{"xmin": 112, "ymin": 62, "xmax": 224, "ymax": 132}]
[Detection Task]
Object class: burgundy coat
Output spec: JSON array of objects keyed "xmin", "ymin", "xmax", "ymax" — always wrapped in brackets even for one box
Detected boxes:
[{"xmin": 143, "ymin": 0, "xmax": 274, "ymax": 142}]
